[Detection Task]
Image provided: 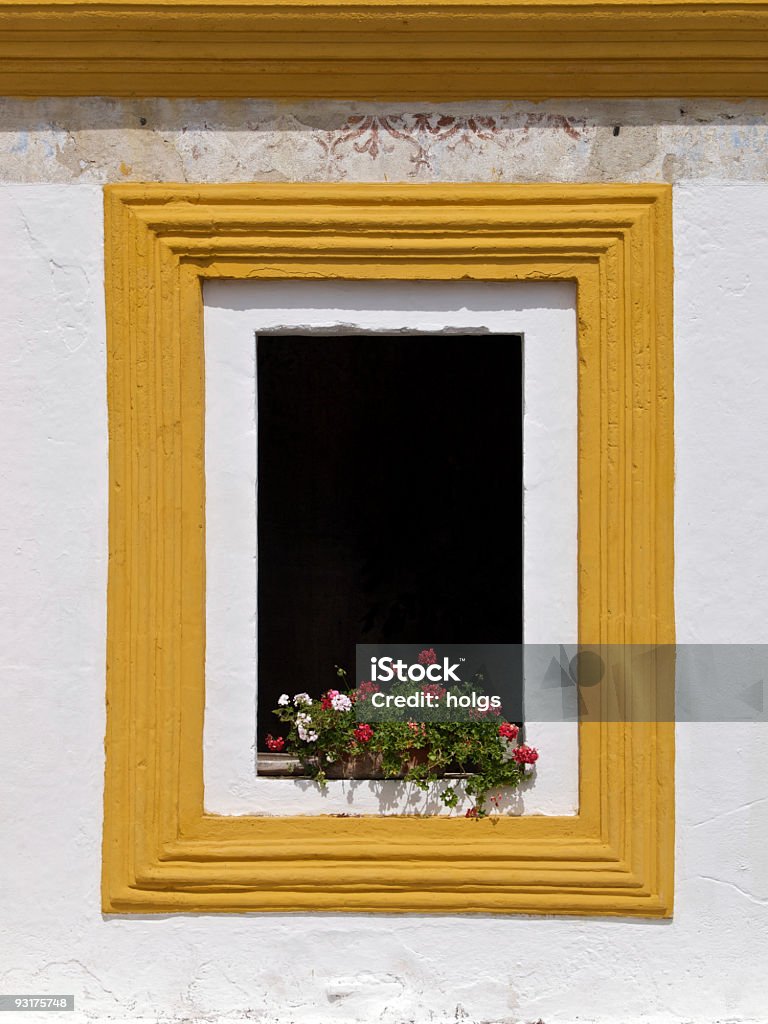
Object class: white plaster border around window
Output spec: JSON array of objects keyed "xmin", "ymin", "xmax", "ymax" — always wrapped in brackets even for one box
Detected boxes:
[{"xmin": 202, "ymin": 280, "xmax": 578, "ymax": 816}]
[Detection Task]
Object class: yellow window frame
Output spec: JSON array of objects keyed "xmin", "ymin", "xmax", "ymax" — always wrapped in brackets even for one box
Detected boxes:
[{"xmin": 103, "ymin": 182, "xmax": 674, "ymax": 916}]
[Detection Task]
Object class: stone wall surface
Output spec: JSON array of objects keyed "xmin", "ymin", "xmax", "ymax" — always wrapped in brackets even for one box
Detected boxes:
[{"xmin": 0, "ymin": 98, "xmax": 768, "ymax": 1024}]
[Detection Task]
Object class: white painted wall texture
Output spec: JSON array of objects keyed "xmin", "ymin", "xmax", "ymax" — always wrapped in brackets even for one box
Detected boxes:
[{"xmin": 1, "ymin": 103, "xmax": 768, "ymax": 1024}]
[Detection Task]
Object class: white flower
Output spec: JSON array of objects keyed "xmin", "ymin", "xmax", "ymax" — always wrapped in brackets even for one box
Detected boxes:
[
  {"xmin": 293, "ymin": 692, "xmax": 312, "ymax": 706},
  {"xmin": 296, "ymin": 711, "xmax": 318, "ymax": 743},
  {"xmin": 278, "ymin": 694, "xmax": 290, "ymax": 706},
  {"xmin": 331, "ymin": 693, "xmax": 353, "ymax": 712}
]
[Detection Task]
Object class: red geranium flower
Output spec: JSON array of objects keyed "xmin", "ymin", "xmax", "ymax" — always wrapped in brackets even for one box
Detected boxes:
[
  {"xmin": 469, "ymin": 705, "xmax": 502, "ymax": 720},
  {"xmin": 421, "ymin": 682, "xmax": 446, "ymax": 700},
  {"xmin": 265, "ymin": 734, "xmax": 285, "ymax": 752},
  {"xmin": 355, "ymin": 681, "xmax": 381, "ymax": 701},
  {"xmin": 512, "ymin": 744, "xmax": 539, "ymax": 764},
  {"xmin": 418, "ymin": 648, "xmax": 437, "ymax": 665},
  {"xmin": 498, "ymin": 721, "xmax": 519, "ymax": 740},
  {"xmin": 353, "ymin": 723, "xmax": 374, "ymax": 743}
]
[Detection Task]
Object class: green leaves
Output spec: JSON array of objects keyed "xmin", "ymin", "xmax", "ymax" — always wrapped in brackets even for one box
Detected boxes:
[{"xmin": 270, "ymin": 678, "xmax": 533, "ymax": 815}]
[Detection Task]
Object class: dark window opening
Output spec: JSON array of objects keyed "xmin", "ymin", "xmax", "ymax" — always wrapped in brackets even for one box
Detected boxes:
[{"xmin": 257, "ymin": 333, "xmax": 523, "ymax": 748}]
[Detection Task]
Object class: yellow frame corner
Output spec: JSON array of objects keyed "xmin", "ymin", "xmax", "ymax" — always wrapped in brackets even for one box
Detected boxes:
[{"xmin": 103, "ymin": 182, "xmax": 675, "ymax": 916}]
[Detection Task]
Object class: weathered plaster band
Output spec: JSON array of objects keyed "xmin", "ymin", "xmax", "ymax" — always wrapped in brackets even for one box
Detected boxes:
[{"xmin": 4, "ymin": 98, "xmax": 768, "ymax": 184}]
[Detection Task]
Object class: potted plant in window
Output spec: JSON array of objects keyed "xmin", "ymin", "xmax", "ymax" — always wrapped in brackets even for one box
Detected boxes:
[{"xmin": 269, "ymin": 650, "xmax": 538, "ymax": 816}]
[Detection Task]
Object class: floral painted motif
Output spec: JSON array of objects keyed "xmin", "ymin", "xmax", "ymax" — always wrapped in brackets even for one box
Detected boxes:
[{"xmin": 316, "ymin": 111, "xmax": 586, "ymax": 177}]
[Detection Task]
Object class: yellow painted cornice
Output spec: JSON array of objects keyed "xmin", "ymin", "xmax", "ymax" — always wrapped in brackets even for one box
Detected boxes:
[{"xmin": 0, "ymin": 0, "xmax": 767, "ymax": 98}]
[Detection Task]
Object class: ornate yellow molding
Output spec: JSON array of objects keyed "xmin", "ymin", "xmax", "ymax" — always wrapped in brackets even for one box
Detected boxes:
[
  {"xmin": 103, "ymin": 182, "xmax": 674, "ymax": 915},
  {"xmin": 1, "ymin": 1, "xmax": 767, "ymax": 98}
]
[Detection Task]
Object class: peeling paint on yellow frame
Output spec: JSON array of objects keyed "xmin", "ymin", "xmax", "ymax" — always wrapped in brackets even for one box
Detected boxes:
[
  {"xmin": 2, "ymin": 1, "xmax": 768, "ymax": 98},
  {"xmin": 103, "ymin": 183, "xmax": 674, "ymax": 916}
]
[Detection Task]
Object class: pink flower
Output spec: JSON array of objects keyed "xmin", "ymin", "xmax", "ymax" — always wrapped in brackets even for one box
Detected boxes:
[
  {"xmin": 354, "ymin": 723, "xmax": 374, "ymax": 743},
  {"xmin": 418, "ymin": 648, "xmax": 437, "ymax": 665},
  {"xmin": 321, "ymin": 688, "xmax": 340, "ymax": 710},
  {"xmin": 512, "ymin": 744, "xmax": 539, "ymax": 765},
  {"xmin": 406, "ymin": 721, "xmax": 427, "ymax": 745},
  {"xmin": 498, "ymin": 722, "xmax": 519, "ymax": 741},
  {"xmin": 265, "ymin": 734, "xmax": 285, "ymax": 752}
]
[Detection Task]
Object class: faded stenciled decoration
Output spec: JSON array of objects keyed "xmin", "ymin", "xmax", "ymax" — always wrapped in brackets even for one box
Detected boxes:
[
  {"xmin": 311, "ymin": 111, "xmax": 587, "ymax": 176},
  {"xmin": 313, "ymin": 112, "xmax": 585, "ymax": 175},
  {"xmin": 2, "ymin": 98, "xmax": 768, "ymax": 183}
]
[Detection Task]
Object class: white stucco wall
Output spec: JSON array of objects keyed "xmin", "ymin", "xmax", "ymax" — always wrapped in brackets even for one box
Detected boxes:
[{"xmin": 2, "ymin": 171, "xmax": 768, "ymax": 1024}]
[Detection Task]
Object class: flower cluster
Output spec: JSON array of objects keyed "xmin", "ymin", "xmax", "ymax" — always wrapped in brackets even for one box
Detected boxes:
[
  {"xmin": 268, "ymin": 651, "xmax": 539, "ymax": 816},
  {"xmin": 296, "ymin": 712, "xmax": 319, "ymax": 743},
  {"xmin": 498, "ymin": 721, "xmax": 519, "ymax": 741},
  {"xmin": 353, "ymin": 723, "xmax": 374, "ymax": 744},
  {"xmin": 421, "ymin": 682, "xmax": 447, "ymax": 701},
  {"xmin": 355, "ymin": 681, "xmax": 381, "ymax": 701},
  {"xmin": 512, "ymin": 744, "xmax": 539, "ymax": 765},
  {"xmin": 321, "ymin": 688, "xmax": 353, "ymax": 711},
  {"xmin": 468, "ymin": 703, "xmax": 502, "ymax": 720}
]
